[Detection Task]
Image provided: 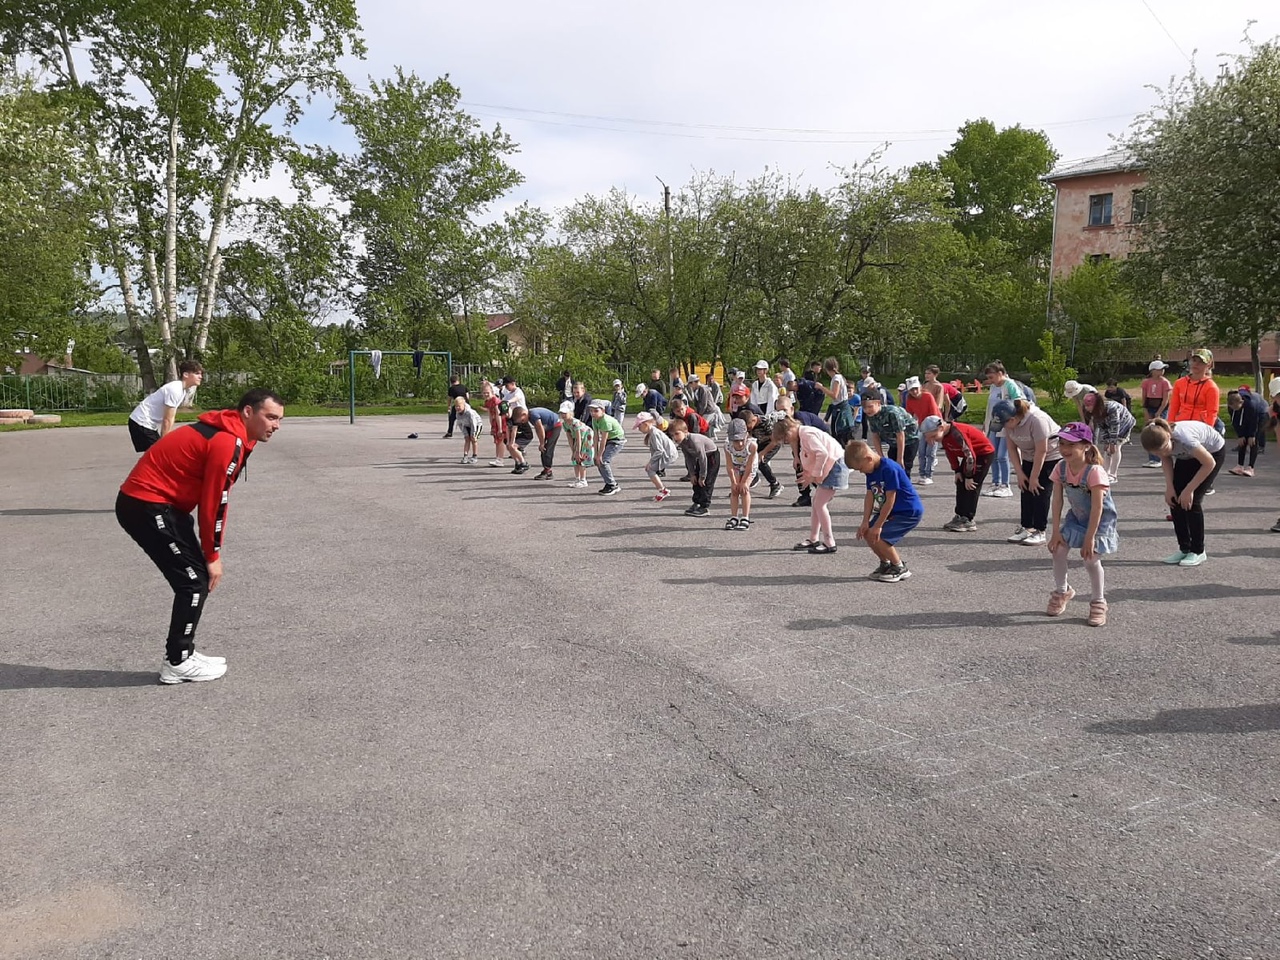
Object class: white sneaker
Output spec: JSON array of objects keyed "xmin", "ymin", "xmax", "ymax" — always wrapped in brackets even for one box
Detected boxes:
[
  {"xmin": 1142, "ymin": 460, "xmax": 1161, "ymax": 468},
  {"xmin": 981, "ymin": 487, "xmax": 997, "ymax": 497},
  {"xmin": 1021, "ymin": 530, "xmax": 1047, "ymax": 546},
  {"xmin": 919, "ymin": 477, "xmax": 934, "ymax": 485},
  {"xmin": 159, "ymin": 655, "xmax": 227, "ymax": 684},
  {"xmin": 993, "ymin": 485, "xmax": 1014, "ymax": 498},
  {"xmin": 190, "ymin": 650, "xmax": 226, "ymax": 666},
  {"xmin": 489, "ymin": 459, "xmax": 504, "ymax": 467},
  {"xmin": 1006, "ymin": 526, "xmax": 1030, "ymax": 542}
]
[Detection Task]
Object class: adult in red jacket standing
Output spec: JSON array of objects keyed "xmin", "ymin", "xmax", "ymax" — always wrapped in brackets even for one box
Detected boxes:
[{"xmin": 115, "ymin": 388, "xmax": 284, "ymax": 684}]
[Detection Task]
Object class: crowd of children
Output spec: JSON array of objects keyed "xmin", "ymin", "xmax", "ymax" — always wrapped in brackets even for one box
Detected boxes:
[{"xmin": 438, "ymin": 351, "xmax": 1278, "ymax": 627}]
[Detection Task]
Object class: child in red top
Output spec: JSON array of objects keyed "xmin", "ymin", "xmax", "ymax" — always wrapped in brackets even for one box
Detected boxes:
[
  {"xmin": 904, "ymin": 376, "xmax": 942, "ymax": 484},
  {"xmin": 922, "ymin": 415, "xmax": 995, "ymax": 531},
  {"xmin": 480, "ymin": 380, "xmax": 508, "ymax": 467},
  {"xmin": 1168, "ymin": 349, "xmax": 1220, "ymax": 427}
]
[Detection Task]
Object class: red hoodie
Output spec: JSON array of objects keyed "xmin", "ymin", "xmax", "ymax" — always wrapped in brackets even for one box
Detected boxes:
[{"xmin": 120, "ymin": 410, "xmax": 256, "ymax": 563}]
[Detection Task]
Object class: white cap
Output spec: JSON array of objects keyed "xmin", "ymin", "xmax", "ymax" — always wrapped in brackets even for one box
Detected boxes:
[
  {"xmin": 1063, "ymin": 380, "xmax": 1087, "ymax": 398},
  {"xmin": 612, "ymin": 379, "xmax": 622, "ymax": 386},
  {"xmin": 755, "ymin": 360, "xmax": 769, "ymax": 369},
  {"xmin": 558, "ymin": 400, "xmax": 574, "ymax": 415},
  {"xmin": 905, "ymin": 376, "xmax": 921, "ymax": 390},
  {"xmin": 1148, "ymin": 360, "xmax": 1166, "ymax": 371},
  {"xmin": 634, "ymin": 383, "xmax": 647, "ymax": 397}
]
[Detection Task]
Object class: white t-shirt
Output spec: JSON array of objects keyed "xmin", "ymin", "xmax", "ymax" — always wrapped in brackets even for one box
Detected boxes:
[
  {"xmin": 130, "ymin": 381, "xmax": 191, "ymax": 430},
  {"xmin": 1170, "ymin": 421, "xmax": 1225, "ymax": 458},
  {"xmin": 500, "ymin": 386, "xmax": 528, "ymax": 411}
]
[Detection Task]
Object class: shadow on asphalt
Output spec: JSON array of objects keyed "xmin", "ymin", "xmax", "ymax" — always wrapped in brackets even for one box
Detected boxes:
[
  {"xmin": 786, "ymin": 611, "xmax": 1054, "ymax": 631},
  {"xmin": 1227, "ymin": 632, "xmax": 1280, "ymax": 646},
  {"xmin": 1105, "ymin": 583, "xmax": 1276, "ymax": 602},
  {"xmin": 0, "ymin": 663, "xmax": 157, "ymax": 689},
  {"xmin": 666, "ymin": 574, "xmax": 865, "ymax": 587},
  {"xmin": 1086, "ymin": 703, "xmax": 1280, "ymax": 735},
  {"xmin": 0, "ymin": 508, "xmax": 115, "ymax": 517}
]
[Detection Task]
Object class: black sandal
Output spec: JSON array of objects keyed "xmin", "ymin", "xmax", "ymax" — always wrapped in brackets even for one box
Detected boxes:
[
  {"xmin": 808, "ymin": 542, "xmax": 838, "ymax": 554},
  {"xmin": 792, "ymin": 539, "xmax": 817, "ymax": 551}
]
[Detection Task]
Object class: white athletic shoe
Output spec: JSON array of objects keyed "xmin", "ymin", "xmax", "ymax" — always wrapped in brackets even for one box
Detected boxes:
[
  {"xmin": 981, "ymin": 487, "xmax": 997, "ymax": 497},
  {"xmin": 159, "ymin": 655, "xmax": 227, "ymax": 684},
  {"xmin": 190, "ymin": 650, "xmax": 226, "ymax": 666},
  {"xmin": 488, "ymin": 459, "xmax": 504, "ymax": 467},
  {"xmin": 1006, "ymin": 526, "xmax": 1031, "ymax": 543},
  {"xmin": 1021, "ymin": 530, "xmax": 1047, "ymax": 546},
  {"xmin": 919, "ymin": 477, "xmax": 934, "ymax": 485},
  {"xmin": 992, "ymin": 484, "xmax": 1014, "ymax": 498}
]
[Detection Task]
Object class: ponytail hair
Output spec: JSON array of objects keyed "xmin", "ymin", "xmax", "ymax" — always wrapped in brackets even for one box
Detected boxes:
[
  {"xmin": 1012, "ymin": 398, "xmax": 1033, "ymax": 419},
  {"xmin": 1081, "ymin": 442, "xmax": 1104, "ymax": 467},
  {"xmin": 1140, "ymin": 418, "xmax": 1172, "ymax": 453},
  {"xmin": 983, "ymin": 359, "xmax": 1007, "ymax": 376}
]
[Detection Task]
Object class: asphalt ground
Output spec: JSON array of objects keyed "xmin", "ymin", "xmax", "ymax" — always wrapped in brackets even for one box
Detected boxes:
[{"xmin": 2, "ymin": 415, "xmax": 1279, "ymax": 960}]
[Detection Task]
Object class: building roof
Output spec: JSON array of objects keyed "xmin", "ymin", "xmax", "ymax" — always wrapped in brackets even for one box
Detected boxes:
[
  {"xmin": 1045, "ymin": 149, "xmax": 1143, "ymax": 183},
  {"xmin": 485, "ymin": 313, "xmax": 517, "ymax": 333}
]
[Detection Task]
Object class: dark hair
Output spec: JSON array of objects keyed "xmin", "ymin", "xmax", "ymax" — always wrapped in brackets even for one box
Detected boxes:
[
  {"xmin": 779, "ymin": 358, "xmax": 791, "ymax": 368},
  {"xmin": 179, "ymin": 359, "xmax": 203, "ymax": 375},
  {"xmin": 983, "ymin": 360, "xmax": 1007, "ymax": 376},
  {"xmin": 1106, "ymin": 378, "xmax": 1118, "ymax": 387},
  {"xmin": 237, "ymin": 388, "xmax": 283, "ymax": 412},
  {"xmin": 926, "ymin": 364, "xmax": 940, "ymax": 375},
  {"xmin": 450, "ymin": 375, "xmax": 459, "ymax": 384}
]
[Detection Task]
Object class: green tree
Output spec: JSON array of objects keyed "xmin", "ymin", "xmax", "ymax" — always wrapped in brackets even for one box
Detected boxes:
[
  {"xmin": 1023, "ymin": 329, "xmax": 1076, "ymax": 404},
  {"xmin": 2, "ymin": 0, "xmax": 364, "ymax": 386},
  {"xmin": 1126, "ymin": 37, "xmax": 1280, "ymax": 389},
  {"xmin": 330, "ymin": 70, "xmax": 543, "ymax": 363}
]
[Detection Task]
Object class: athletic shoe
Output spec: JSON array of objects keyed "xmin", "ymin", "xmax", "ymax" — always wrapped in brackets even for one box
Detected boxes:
[
  {"xmin": 792, "ymin": 496, "xmax": 811, "ymax": 508},
  {"xmin": 1179, "ymin": 552, "xmax": 1207, "ymax": 566},
  {"xmin": 1244, "ymin": 466, "xmax": 1255, "ymax": 477},
  {"xmin": 958, "ymin": 519, "xmax": 977, "ymax": 532},
  {"xmin": 678, "ymin": 475, "xmax": 692, "ymax": 483},
  {"xmin": 768, "ymin": 483, "xmax": 782, "ymax": 499},
  {"xmin": 1021, "ymin": 531, "xmax": 1047, "ymax": 546},
  {"xmin": 534, "ymin": 470, "xmax": 552, "ymax": 480},
  {"xmin": 1046, "ymin": 587, "xmax": 1075, "ymax": 617},
  {"xmin": 724, "ymin": 517, "xmax": 740, "ymax": 530},
  {"xmin": 511, "ymin": 465, "xmax": 524, "ymax": 474},
  {"xmin": 159, "ymin": 655, "xmax": 226, "ymax": 684},
  {"xmin": 516, "ymin": 463, "xmax": 531, "ymax": 474},
  {"xmin": 600, "ymin": 484, "xmax": 620, "ymax": 496},
  {"xmin": 190, "ymin": 650, "xmax": 226, "ymax": 666},
  {"xmin": 654, "ymin": 488, "xmax": 671, "ymax": 502},
  {"xmin": 942, "ymin": 515, "xmax": 966, "ymax": 532},
  {"xmin": 1087, "ymin": 600, "xmax": 1108, "ymax": 627},
  {"xmin": 441, "ymin": 433, "xmax": 452, "ymax": 439},
  {"xmin": 685, "ymin": 504, "xmax": 708, "ymax": 517},
  {"xmin": 993, "ymin": 485, "xmax": 1013, "ymax": 498},
  {"xmin": 1229, "ymin": 466, "xmax": 1246, "ymax": 476},
  {"xmin": 919, "ymin": 477, "xmax": 934, "ymax": 485},
  {"xmin": 575, "ymin": 479, "xmax": 589, "ymax": 488},
  {"xmin": 1204, "ymin": 488, "xmax": 1216, "ymax": 496},
  {"xmin": 1271, "ymin": 517, "xmax": 1280, "ymax": 533},
  {"xmin": 878, "ymin": 563, "xmax": 911, "ymax": 583},
  {"xmin": 870, "ymin": 560, "xmax": 892, "ymax": 579},
  {"xmin": 981, "ymin": 487, "xmax": 998, "ymax": 497},
  {"xmin": 1006, "ymin": 526, "xmax": 1030, "ymax": 543},
  {"xmin": 1162, "ymin": 550, "xmax": 1188, "ymax": 564},
  {"xmin": 489, "ymin": 459, "xmax": 504, "ymax": 467},
  {"xmin": 749, "ymin": 474, "xmax": 762, "ymax": 489},
  {"xmin": 459, "ymin": 456, "xmax": 469, "ymax": 464},
  {"xmin": 1142, "ymin": 460, "xmax": 1161, "ymax": 468}
]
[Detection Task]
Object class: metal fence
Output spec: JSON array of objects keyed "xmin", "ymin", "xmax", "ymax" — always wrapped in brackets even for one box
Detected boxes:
[{"xmin": 0, "ymin": 374, "xmax": 144, "ymax": 413}]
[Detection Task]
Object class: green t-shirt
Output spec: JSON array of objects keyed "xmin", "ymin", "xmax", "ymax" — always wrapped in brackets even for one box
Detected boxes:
[
  {"xmin": 866, "ymin": 404, "xmax": 918, "ymax": 443},
  {"xmin": 592, "ymin": 413, "xmax": 625, "ymax": 442}
]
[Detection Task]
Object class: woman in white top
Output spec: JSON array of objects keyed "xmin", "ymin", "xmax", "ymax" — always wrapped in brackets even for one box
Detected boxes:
[
  {"xmin": 1140, "ymin": 418, "xmax": 1226, "ymax": 566},
  {"xmin": 817, "ymin": 356, "xmax": 854, "ymax": 445},
  {"xmin": 990, "ymin": 399, "xmax": 1061, "ymax": 546}
]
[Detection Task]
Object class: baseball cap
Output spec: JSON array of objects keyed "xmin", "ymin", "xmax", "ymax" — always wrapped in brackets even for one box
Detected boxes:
[
  {"xmin": 634, "ymin": 383, "xmax": 647, "ymax": 397},
  {"xmin": 1191, "ymin": 348, "xmax": 1213, "ymax": 364},
  {"xmin": 1057, "ymin": 421, "xmax": 1094, "ymax": 444},
  {"xmin": 612, "ymin": 378, "xmax": 622, "ymax": 386},
  {"xmin": 859, "ymin": 388, "xmax": 881, "ymax": 402},
  {"xmin": 921, "ymin": 415, "xmax": 944, "ymax": 433},
  {"xmin": 558, "ymin": 400, "xmax": 574, "ymax": 415},
  {"xmin": 633, "ymin": 411, "xmax": 654, "ymax": 428},
  {"xmin": 727, "ymin": 418, "xmax": 748, "ymax": 440},
  {"xmin": 1148, "ymin": 360, "xmax": 1167, "ymax": 371},
  {"xmin": 687, "ymin": 373, "xmax": 700, "ymax": 382},
  {"xmin": 587, "ymin": 399, "xmax": 607, "ymax": 410},
  {"xmin": 861, "ymin": 363, "xmax": 871, "ymax": 373},
  {"xmin": 905, "ymin": 376, "xmax": 921, "ymax": 390},
  {"xmin": 990, "ymin": 400, "xmax": 1016, "ymax": 428},
  {"xmin": 1063, "ymin": 380, "xmax": 1091, "ymax": 399},
  {"xmin": 755, "ymin": 360, "xmax": 769, "ymax": 369}
]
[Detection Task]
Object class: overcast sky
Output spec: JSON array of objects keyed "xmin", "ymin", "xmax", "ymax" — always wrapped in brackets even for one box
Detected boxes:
[{"xmin": 321, "ymin": 0, "xmax": 1277, "ymax": 217}]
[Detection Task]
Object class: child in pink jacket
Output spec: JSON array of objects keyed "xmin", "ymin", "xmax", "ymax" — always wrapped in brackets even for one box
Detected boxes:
[{"xmin": 772, "ymin": 418, "xmax": 849, "ymax": 553}]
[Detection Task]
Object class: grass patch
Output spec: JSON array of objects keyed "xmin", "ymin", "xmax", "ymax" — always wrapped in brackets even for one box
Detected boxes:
[{"xmin": 0, "ymin": 404, "xmax": 449, "ymax": 432}]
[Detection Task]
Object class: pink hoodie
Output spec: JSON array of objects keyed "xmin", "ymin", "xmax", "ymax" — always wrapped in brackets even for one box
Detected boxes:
[{"xmin": 797, "ymin": 426, "xmax": 842, "ymax": 482}]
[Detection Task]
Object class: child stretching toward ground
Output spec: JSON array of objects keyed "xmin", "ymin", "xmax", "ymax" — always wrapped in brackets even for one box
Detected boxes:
[
  {"xmin": 772, "ymin": 417, "xmax": 848, "ymax": 554},
  {"xmin": 921, "ymin": 415, "xmax": 996, "ymax": 532},
  {"xmin": 845, "ymin": 439, "xmax": 923, "ymax": 582},
  {"xmin": 454, "ymin": 397, "xmax": 483, "ymax": 463},
  {"xmin": 635, "ymin": 412, "xmax": 677, "ymax": 501},
  {"xmin": 1046, "ymin": 422, "xmax": 1118, "ymax": 627},
  {"xmin": 724, "ymin": 418, "xmax": 759, "ymax": 530},
  {"xmin": 558, "ymin": 400, "xmax": 594, "ymax": 488},
  {"xmin": 480, "ymin": 380, "xmax": 508, "ymax": 467},
  {"xmin": 668, "ymin": 417, "xmax": 719, "ymax": 517}
]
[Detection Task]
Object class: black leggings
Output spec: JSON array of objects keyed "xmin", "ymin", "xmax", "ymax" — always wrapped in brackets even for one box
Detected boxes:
[
  {"xmin": 955, "ymin": 452, "xmax": 995, "ymax": 521},
  {"xmin": 1019, "ymin": 458, "xmax": 1059, "ymax": 531},
  {"xmin": 115, "ymin": 491, "xmax": 210, "ymax": 664},
  {"xmin": 1237, "ymin": 439, "xmax": 1260, "ymax": 467},
  {"xmin": 1171, "ymin": 450, "xmax": 1226, "ymax": 554}
]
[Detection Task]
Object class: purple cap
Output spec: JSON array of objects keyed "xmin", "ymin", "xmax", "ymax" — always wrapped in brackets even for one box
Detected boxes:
[{"xmin": 1057, "ymin": 421, "xmax": 1094, "ymax": 444}]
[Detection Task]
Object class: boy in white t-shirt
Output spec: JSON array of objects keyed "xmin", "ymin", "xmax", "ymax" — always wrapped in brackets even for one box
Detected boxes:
[{"xmin": 128, "ymin": 360, "xmax": 203, "ymax": 452}]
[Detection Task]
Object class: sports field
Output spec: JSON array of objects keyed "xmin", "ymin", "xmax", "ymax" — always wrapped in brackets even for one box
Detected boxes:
[{"xmin": 3, "ymin": 416, "xmax": 1278, "ymax": 959}]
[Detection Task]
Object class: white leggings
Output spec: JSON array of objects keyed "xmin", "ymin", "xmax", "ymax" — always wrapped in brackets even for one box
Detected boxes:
[{"xmin": 1052, "ymin": 543, "xmax": 1105, "ymax": 602}]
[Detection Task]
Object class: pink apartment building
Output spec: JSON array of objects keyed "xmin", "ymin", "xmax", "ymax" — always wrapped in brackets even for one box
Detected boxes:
[{"xmin": 1046, "ymin": 150, "xmax": 1279, "ymax": 370}]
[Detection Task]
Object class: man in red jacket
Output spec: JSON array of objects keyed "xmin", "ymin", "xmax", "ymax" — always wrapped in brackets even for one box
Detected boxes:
[{"xmin": 115, "ymin": 388, "xmax": 284, "ymax": 684}]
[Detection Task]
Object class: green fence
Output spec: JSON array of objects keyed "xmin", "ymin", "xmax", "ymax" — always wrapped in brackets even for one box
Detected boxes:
[{"xmin": 0, "ymin": 374, "xmax": 143, "ymax": 413}]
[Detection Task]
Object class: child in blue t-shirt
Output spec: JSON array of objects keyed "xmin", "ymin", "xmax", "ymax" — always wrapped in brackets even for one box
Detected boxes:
[{"xmin": 845, "ymin": 439, "xmax": 924, "ymax": 582}]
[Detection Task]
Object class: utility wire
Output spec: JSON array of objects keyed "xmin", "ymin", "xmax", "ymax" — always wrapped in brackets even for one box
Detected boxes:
[{"xmin": 1137, "ymin": 0, "xmax": 1194, "ymax": 65}]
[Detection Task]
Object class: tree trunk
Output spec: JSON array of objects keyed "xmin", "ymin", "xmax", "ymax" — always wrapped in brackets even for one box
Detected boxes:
[
  {"xmin": 1251, "ymin": 336, "xmax": 1262, "ymax": 394},
  {"xmin": 163, "ymin": 111, "xmax": 181, "ymax": 372}
]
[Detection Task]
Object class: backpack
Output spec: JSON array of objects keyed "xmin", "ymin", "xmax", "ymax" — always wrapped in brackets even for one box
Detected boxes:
[
  {"xmin": 948, "ymin": 390, "xmax": 968, "ymax": 420},
  {"xmin": 1008, "ymin": 380, "xmax": 1037, "ymax": 407}
]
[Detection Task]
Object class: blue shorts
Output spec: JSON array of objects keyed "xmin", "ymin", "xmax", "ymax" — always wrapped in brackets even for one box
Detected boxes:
[{"xmin": 874, "ymin": 510, "xmax": 923, "ymax": 545}]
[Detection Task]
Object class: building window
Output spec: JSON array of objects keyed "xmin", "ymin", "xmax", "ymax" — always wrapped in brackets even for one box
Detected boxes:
[
  {"xmin": 1088, "ymin": 254, "xmax": 1111, "ymax": 265},
  {"xmin": 1131, "ymin": 190, "xmax": 1148, "ymax": 223},
  {"xmin": 1088, "ymin": 193, "xmax": 1113, "ymax": 227}
]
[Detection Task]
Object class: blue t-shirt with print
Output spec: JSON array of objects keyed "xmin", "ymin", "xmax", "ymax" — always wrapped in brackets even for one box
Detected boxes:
[{"xmin": 866, "ymin": 456, "xmax": 923, "ymax": 517}]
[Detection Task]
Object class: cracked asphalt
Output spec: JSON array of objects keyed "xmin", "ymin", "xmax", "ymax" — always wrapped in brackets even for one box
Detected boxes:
[{"xmin": 3, "ymin": 415, "xmax": 1279, "ymax": 959}]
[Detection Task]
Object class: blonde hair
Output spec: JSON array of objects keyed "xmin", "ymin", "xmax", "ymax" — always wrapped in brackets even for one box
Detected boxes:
[
  {"xmin": 771, "ymin": 417, "xmax": 800, "ymax": 441},
  {"xmin": 843, "ymin": 439, "xmax": 873, "ymax": 468},
  {"xmin": 1140, "ymin": 418, "xmax": 1172, "ymax": 453}
]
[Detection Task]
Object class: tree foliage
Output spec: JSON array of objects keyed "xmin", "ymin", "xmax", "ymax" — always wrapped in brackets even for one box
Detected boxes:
[{"xmin": 1127, "ymin": 36, "xmax": 1280, "ymax": 384}]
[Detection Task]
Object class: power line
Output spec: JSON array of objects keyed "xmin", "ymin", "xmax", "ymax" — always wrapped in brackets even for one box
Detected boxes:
[{"xmin": 1137, "ymin": 0, "xmax": 1194, "ymax": 66}]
